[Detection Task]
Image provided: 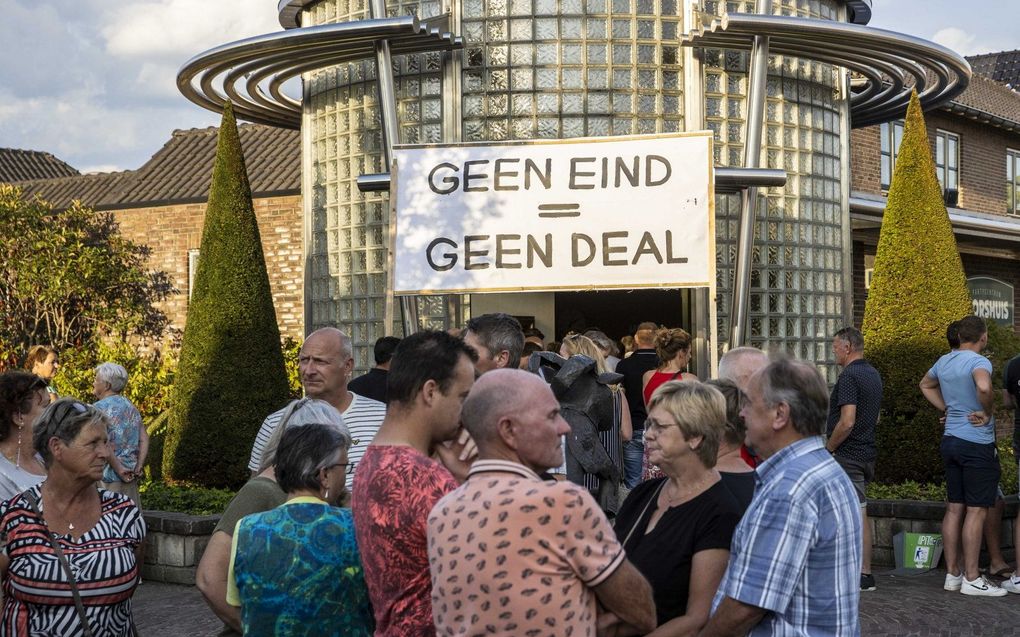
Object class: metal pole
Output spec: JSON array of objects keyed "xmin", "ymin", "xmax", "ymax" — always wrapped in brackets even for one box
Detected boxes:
[
  {"xmin": 370, "ymin": 0, "xmax": 420, "ymax": 334},
  {"xmin": 727, "ymin": 0, "xmax": 771, "ymax": 350}
]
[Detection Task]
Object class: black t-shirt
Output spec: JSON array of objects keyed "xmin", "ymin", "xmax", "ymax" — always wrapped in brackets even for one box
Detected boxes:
[
  {"xmin": 615, "ymin": 349, "xmax": 659, "ymax": 427},
  {"xmin": 1005, "ymin": 354, "xmax": 1020, "ymax": 454},
  {"xmin": 347, "ymin": 368, "xmax": 389, "ymax": 404},
  {"xmin": 613, "ymin": 478, "xmax": 741, "ymax": 626},
  {"xmin": 826, "ymin": 359, "xmax": 883, "ymax": 463},
  {"xmin": 719, "ymin": 471, "xmax": 755, "ymax": 512}
]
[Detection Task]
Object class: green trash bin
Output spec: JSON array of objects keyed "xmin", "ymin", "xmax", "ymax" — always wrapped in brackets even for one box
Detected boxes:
[{"xmin": 892, "ymin": 531, "xmax": 943, "ymax": 573}]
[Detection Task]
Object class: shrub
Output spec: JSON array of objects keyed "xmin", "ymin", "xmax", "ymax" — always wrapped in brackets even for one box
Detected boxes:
[
  {"xmin": 163, "ymin": 103, "xmax": 290, "ymax": 489},
  {"xmin": 139, "ymin": 480, "xmax": 235, "ymax": 515},
  {"xmin": 862, "ymin": 91, "xmax": 972, "ymax": 484},
  {"xmin": 283, "ymin": 337, "xmax": 303, "ymax": 398},
  {"xmin": 54, "ymin": 341, "xmax": 177, "ymax": 421},
  {"xmin": 0, "ymin": 185, "xmax": 174, "ymax": 359}
]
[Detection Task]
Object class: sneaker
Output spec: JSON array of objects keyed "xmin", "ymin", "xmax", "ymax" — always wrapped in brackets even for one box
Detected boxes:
[
  {"xmin": 961, "ymin": 576, "xmax": 1008, "ymax": 597},
  {"xmin": 1001, "ymin": 575, "xmax": 1020, "ymax": 594},
  {"xmin": 944, "ymin": 572, "xmax": 963, "ymax": 591},
  {"xmin": 860, "ymin": 573, "xmax": 876, "ymax": 591}
]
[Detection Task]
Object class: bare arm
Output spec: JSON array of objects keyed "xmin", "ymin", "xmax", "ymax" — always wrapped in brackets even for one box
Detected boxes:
[
  {"xmin": 697, "ymin": 596, "xmax": 767, "ymax": 637},
  {"xmin": 919, "ymin": 374, "xmax": 946, "ymax": 413},
  {"xmin": 620, "ymin": 393, "xmax": 633, "ymax": 443},
  {"xmin": 593, "ymin": 559, "xmax": 657, "ymax": 636},
  {"xmin": 647, "ymin": 549, "xmax": 730, "ymax": 637},
  {"xmin": 196, "ymin": 531, "xmax": 242, "ymax": 632},
  {"xmin": 135, "ymin": 424, "xmax": 150, "ymax": 474},
  {"xmin": 825, "ymin": 404, "xmax": 856, "ymax": 453},
  {"xmin": 973, "ymin": 368, "xmax": 995, "ymax": 416}
]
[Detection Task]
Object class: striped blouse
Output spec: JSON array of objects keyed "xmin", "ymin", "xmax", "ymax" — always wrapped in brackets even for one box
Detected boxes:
[{"xmin": 0, "ymin": 485, "xmax": 146, "ymax": 637}]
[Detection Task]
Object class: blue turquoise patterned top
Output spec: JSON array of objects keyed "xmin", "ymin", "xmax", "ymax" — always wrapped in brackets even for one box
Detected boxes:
[
  {"xmin": 227, "ymin": 497, "xmax": 374, "ymax": 637},
  {"xmin": 93, "ymin": 394, "xmax": 142, "ymax": 483}
]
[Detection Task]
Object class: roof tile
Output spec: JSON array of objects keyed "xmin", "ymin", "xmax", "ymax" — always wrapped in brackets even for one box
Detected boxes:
[{"xmin": 0, "ymin": 148, "xmax": 79, "ymax": 182}]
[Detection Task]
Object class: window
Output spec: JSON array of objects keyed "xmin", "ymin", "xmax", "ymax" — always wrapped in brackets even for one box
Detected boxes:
[
  {"xmin": 1009, "ymin": 149, "xmax": 1020, "ymax": 216},
  {"xmin": 935, "ymin": 129, "xmax": 959, "ymax": 193},
  {"xmin": 879, "ymin": 120, "xmax": 904, "ymax": 190},
  {"xmin": 188, "ymin": 249, "xmax": 200, "ymax": 299}
]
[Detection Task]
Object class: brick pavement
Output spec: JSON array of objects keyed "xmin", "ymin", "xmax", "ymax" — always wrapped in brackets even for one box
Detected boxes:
[{"xmin": 135, "ymin": 569, "xmax": 1020, "ymax": 636}]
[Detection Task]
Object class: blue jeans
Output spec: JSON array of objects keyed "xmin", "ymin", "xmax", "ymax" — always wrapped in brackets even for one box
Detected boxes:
[{"xmin": 623, "ymin": 435, "xmax": 644, "ymax": 488}]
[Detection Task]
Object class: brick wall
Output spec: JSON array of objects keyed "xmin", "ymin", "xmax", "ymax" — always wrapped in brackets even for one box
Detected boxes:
[
  {"xmin": 111, "ymin": 195, "xmax": 304, "ymax": 339},
  {"xmin": 851, "ymin": 109, "xmax": 1019, "ymax": 216},
  {"xmin": 852, "ymin": 240, "xmax": 1020, "ymax": 334}
]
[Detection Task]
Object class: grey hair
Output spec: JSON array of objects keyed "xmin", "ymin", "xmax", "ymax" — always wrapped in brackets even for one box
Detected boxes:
[
  {"xmin": 307, "ymin": 327, "xmax": 353, "ymax": 361},
  {"xmin": 718, "ymin": 346, "xmax": 768, "ymax": 389},
  {"xmin": 259, "ymin": 398, "xmax": 349, "ymax": 472},
  {"xmin": 275, "ymin": 423, "xmax": 349, "ymax": 494},
  {"xmin": 756, "ymin": 356, "xmax": 829, "ymax": 437},
  {"xmin": 833, "ymin": 326, "xmax": 864, "ymax": 352},
  {"xmin": 95, "ymin": 362, "xmax": 129, "ymax": 394},
  {"xmin": 33, "ymin": 398, "xmax": 108, "ymax": 468}
]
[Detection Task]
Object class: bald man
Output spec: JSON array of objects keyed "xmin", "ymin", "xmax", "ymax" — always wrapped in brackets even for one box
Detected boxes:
[
  {"xmin": 248, "ymin": 327, "xmax": 386, "ymax": 488},
  {"xmin": 428, "ymin": 369, "xmax": 656, "ymax": 637},
  {"xmin": 718, "ymin": 346, "xmax": 768, "ymax": 392}
]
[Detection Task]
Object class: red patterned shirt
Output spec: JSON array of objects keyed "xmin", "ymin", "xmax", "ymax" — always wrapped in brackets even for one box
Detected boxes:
[{"xmin": 353, "ymin": 445, "xmax": 459, "ymax": 637}]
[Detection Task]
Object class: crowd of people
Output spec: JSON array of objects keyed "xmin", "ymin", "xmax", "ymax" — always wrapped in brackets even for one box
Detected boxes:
[{"xmin": 1, "ymin": 310, "xmax": 1018, "ymax": 636}]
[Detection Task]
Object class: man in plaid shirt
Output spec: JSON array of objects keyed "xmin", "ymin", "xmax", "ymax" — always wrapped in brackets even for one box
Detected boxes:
[{"xmin": 700, "ymin": 357, "xmax": 862, "ymax": 636}]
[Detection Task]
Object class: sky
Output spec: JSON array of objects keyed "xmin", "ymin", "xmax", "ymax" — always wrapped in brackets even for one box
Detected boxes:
[{"xmin": 0, "ymin": 0, "xmax": 1017, "ymax": 173}]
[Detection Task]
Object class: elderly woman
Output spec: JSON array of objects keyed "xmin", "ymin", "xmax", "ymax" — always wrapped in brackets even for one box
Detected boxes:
[
  {"xmin": 228, "ymin": 423, "xmax": 373, "ymax": 636},
  {"xmin": 704, "ymin": 378, "xmax": 756, "ymax": 511},
  {"xmin": 24, "ymin": 345, "xmax": 59, "ymax": 403},
  {"xmin": 613, "ymin": 381, "xmax": 741, "ymax": 635},
  {"xmin": 0, "ymin": 398, "xmax": 145, "ymax": 636},
  {"xmin": 92, "ymin": 362, "xmax": 148, "ymax": 508},
  {"xmin": 196, "ymin": 398, "xmax": 344, "ymax": 636},
  {"xmin": 0, "ymin": 372, "xmax": 49, "ymax": 499}
]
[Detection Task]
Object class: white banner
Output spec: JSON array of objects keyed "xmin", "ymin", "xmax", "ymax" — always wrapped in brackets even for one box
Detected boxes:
[{"xmin": 392, "ymin": 133, "xmax": 714, "ymax": 295}]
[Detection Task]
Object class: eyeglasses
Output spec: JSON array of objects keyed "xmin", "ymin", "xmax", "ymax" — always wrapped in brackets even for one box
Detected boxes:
[
  {"xmin": 53, "ymin": 400, "xmax": 89, "ymax": 424},
  {"xmin": 644, "ymin": 418, "xmax": 680, "ymax": 435},
  {"xmin": 323, "ymin": 462, "xmax": 354, "ymax": 475}
]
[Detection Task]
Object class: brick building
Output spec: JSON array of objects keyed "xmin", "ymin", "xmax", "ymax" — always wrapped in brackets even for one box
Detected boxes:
[
  {"xmin": 6, "ymin": 125, "xmax": 304, "ymax": 339},
  {"xmin": 850, "ymin": 65, "xmax": 1020, "ymax": 332}
]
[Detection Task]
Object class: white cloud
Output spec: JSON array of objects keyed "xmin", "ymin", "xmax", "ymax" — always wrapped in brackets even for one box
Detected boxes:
[
  {"xmin": 102, "ymin": 0, "xmax": 281, "ymax": 60},
  {"xmin": 931, "ymin": 27, "xmax": 981, "ymax": 56}
]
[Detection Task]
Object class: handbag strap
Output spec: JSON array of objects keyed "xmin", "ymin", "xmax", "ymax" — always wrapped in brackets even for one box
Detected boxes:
[
  {"xmin": 22, "ymin": 488, "xmax": 96, "ymax": 637},
  {"xmin": 618, "ymin": 480, "xmax": 665, "ymax": 549}
]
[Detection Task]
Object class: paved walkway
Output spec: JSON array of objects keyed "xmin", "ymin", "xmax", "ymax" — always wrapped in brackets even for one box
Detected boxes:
[{"xmin": 135, "ymin": 569, "xmax": 1020, "ymax": 636}]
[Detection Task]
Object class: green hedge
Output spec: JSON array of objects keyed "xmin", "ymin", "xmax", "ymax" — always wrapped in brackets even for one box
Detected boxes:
[
  {"xmin": 862, "ymin": 91, "xmax": 972, "ymax": 484},
  {"xmin": 163, "ymin": 103, "xmax": 290, "ymax": 489},
  {"xmin": 139, "ymin": 480, "xmax": 235, "ymax": 516}
]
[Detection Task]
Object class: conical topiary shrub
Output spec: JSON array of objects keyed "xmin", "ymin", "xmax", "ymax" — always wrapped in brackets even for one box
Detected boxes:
[
  {"xmin": 163, "ymin": 103, "xmax": 290, "ymax": 488},
  {"xmin": 862, "ymin": 90, "xmax": 971, "ymax": 484}
]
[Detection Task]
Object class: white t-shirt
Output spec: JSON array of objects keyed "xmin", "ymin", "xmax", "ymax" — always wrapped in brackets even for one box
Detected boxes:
[
  {"xmin": 0, "ymin": 454, "xmax": 45, "ymax": 501},
  {"xmin": 247, "ymin": 393, "xmax": 386, "ymax": 489}
]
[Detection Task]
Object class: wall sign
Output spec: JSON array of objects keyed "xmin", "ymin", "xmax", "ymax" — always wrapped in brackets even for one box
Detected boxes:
[
  {"xmin": 967, "ymin": 276, "xmax": 1014, "ymax": 327},
  {"xmin": 391, "ymin": 133, "xmax": 714, "ymax": 295}
]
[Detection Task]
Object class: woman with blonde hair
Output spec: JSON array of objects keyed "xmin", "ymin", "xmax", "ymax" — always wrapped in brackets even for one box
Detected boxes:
[{"xmin": 614, "ymin": 381, "xmax": 741, "ymax": 634}]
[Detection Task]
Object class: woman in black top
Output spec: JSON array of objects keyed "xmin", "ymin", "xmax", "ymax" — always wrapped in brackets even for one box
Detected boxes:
[
  {"xmin": 614, "ymin": 381, "xmax": 741, "ymax": 634},
  {"xmin": 704, "ymin": 378, "xmax": 756, "ymax": 511}
]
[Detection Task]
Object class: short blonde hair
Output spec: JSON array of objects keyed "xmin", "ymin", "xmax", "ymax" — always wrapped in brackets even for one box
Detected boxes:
[{"xmin": 647, "ymin": 381, "xmax": 725, "ymax": 467}]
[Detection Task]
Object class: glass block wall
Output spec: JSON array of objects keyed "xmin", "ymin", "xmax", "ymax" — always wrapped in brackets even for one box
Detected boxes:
[
  {"xmin": 303, "ymin": 0, "xmax": 850, "ymax": 377},
  {"xmin": 702, "ymin": 0, "xmax": 846, "ymax": 382},
  {"xmin": 304, "ymin": 0, "xmax": 469, "ymax": 369}
]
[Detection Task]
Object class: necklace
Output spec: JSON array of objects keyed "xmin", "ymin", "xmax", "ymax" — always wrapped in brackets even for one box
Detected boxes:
[
  {"xmin": 1, "ymin": 425, "xmax": 24, "ymax": 468},
  {"xmin": 660, "ymin": 474, "xmax": 714, "ymax": 507}
]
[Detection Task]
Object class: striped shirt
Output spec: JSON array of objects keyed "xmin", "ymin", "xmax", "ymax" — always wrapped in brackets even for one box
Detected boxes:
[
  {"xmin": 248, "ymin": 393, "xmax": 386, "ymax": 489},
  {"xmin": 712, "ymin": 436, "xmax": 862, "ymax": 637},
  {"xmin": 0, "ymin": 486, "xmax": 145, "ymax": 637}
]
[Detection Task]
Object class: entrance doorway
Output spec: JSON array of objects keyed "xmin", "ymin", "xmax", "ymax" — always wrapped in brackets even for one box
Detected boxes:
[{"xmin": 553, "ymin": 289, "xmax": 691, "ymax": 343}]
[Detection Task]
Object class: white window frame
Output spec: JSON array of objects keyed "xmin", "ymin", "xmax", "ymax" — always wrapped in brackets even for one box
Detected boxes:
[
  {"xmin": 1008, "ymin": 148, "xmax": 1020, "ymax": 216},
  {"xmin": 188, "ymin": 249, "xmax": 200, "ymax": 299},
  {"xmin": 879, "ymin": 120, "xmax": 904, "ymax": 191},
  {"xmin": 935, "ymin": 129, "xmax": 960, "ymax": 193}
]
